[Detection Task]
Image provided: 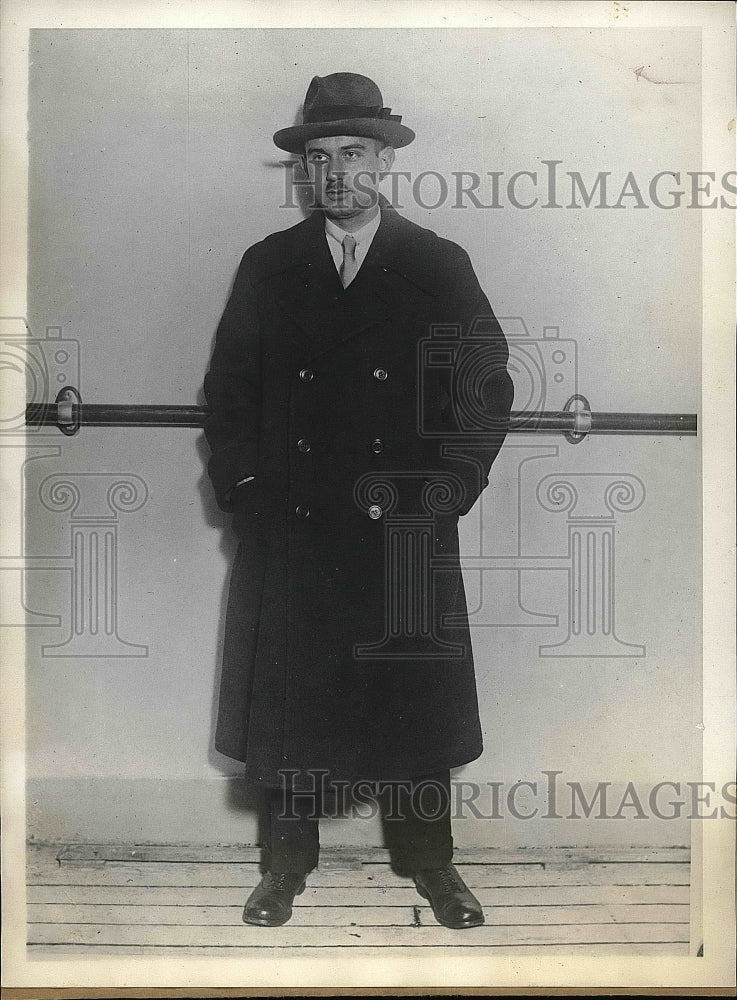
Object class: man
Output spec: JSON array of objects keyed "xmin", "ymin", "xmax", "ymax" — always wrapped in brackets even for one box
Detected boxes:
[{"xmin": 203, "ymin": 73, "xmax": 514, "ymax": 929}]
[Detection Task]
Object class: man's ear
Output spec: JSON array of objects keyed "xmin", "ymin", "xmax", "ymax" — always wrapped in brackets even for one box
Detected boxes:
[
  {"xmin": 379, "ymin": 145, "xmax": 396, "ymax": 173},
  {"xmin": 298, "ymin": 152, "xmax": 308, "ymax": 174}
]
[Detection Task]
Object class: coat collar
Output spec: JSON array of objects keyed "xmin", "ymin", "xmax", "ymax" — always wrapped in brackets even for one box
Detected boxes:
[{"xmin": 285, "ymin": 196, "xmax": 439, "ymax": 297}]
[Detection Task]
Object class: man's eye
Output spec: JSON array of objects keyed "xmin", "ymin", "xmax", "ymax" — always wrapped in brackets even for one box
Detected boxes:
[{"xmin": 344, "ymin": 151, "xmax": 359, "ymax": 160}]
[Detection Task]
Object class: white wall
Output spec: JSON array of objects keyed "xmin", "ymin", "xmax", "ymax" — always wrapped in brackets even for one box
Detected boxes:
[{"xmin": 25, "ymin": 27, "xmax": 702, "ymax": 847}]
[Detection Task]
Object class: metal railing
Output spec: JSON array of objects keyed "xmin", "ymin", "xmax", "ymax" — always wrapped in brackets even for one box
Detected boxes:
[{"xmin": 25, "ymin": 388, "xmax": 697, "ymax": 444}]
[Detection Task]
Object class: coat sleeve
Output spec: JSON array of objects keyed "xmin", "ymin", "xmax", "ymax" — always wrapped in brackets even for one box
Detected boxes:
[
  {"xmin": 203, "ymin": 250, "xmax": 262, "ymax": 512},
  {"xmin": 434, "ymin": 244, "xmax": 514, "ymax": 517}
]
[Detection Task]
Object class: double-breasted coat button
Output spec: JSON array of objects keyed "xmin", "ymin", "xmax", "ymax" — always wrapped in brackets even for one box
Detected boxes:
[
  {"xmin": 297, "ymin": 438, "xmax": 311, "ymax": 452},
  {"xmin": 371, "ymin": 438, "xmax": 384, "ymax": 453},
  {"xmin": 368, "ymin": 505, "xmax": 382, "ymax": 520},
  {"xmin": 295, "ymin": 504, "xmax": 310, "ymax": 518},
  {"xmin": 373, "ymin": 367, "xmax": 388, "ymax": 381},
  {"xmin": 299, "ymin": 368, "xmax": 314, "ymax": 382}
]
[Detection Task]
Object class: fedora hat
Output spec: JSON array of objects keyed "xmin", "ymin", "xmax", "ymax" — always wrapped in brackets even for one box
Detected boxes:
[{"xmin": 273, "ymin": 72, "xmax": 415, "ymax": 154}]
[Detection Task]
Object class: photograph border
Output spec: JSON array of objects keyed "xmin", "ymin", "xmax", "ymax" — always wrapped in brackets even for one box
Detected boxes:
[{"xmin": 1, "ymin": 0, "xmax": 735, "ymax": 994}]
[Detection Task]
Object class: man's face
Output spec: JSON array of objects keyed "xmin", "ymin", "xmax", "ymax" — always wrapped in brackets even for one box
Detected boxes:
[{"xmin": 302, "ymin": 135, "xmax": 395, "ymax": 220}]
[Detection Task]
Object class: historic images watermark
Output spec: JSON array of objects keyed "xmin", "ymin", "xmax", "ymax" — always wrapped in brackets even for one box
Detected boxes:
[
  {"xmin": 280, "ymin": 162, "xmax": 737, "ymax": 212},
  {"xmin": 275, "ymin": 769, "xmax": 737, "ymax": 823}
]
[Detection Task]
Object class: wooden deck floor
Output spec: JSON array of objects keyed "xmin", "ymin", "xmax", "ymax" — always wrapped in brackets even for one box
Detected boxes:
[{"xmin": 27, "ymin": 843, "xmax": 692, "ymax": 956}]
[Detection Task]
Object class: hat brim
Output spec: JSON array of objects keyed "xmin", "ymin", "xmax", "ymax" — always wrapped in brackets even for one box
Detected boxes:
[{"xmin": 273, "ymin": 118, "xmax": 415, "ymax": 154}]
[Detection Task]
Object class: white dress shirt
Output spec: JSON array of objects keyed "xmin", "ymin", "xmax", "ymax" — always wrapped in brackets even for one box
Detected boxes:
[
  {"xmin": 231, "ymin": 210, "xmax": 382, "ymax": 495},
  {"xmin": 324, "ymin": 208, "xmax": 382, "ymax": 276}
]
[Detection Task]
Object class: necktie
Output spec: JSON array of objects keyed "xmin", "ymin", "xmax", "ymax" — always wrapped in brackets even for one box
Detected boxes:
[{"xmin": 339, "ymin": 233, "xmax": 358, "ymax": 288}]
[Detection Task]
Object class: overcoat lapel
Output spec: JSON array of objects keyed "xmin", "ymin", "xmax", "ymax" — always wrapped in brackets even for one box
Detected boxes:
[
  {"xmin": 274, "ymin": 210, "xmax": 343, "ymax": 356},
  {"xmin": 274, "ymin": 201, "xmax": 438, "ymax": 362}
]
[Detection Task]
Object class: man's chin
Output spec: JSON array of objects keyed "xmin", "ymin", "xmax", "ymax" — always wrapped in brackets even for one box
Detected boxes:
[
  {"xmin": 321, "ymin": 204, "xmax": 358, "ymax": 218},
  {"xmin": 321, "ymin": 202, "xmax": 377, "ymax": 219}
]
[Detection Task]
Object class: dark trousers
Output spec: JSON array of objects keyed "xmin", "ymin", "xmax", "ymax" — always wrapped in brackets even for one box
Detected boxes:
[{"xmin": 266, "ymin": 770, "xmax": 453, "ymax": 875}]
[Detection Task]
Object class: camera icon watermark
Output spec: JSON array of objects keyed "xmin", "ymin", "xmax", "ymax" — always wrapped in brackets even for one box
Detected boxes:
[
  {"xmin": 352, "ymin": 314, "xmax": 647, "ymax": 660},
  {"xmin": 0, "ymin": 317, "xmax": 80, "ymax": 437},
  {"xmin": 417, "ymin": 317, "xmax": 578, "ymax": 438}
]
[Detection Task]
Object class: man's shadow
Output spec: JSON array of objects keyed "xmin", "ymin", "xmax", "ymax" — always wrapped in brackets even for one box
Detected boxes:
[
  {"xmin": 194, "ymin": 424, "xmax": 266, "ymax": 847},
  {"xmin": 261, "ymin": 102, "xmax": 317, "ymax": 219}
]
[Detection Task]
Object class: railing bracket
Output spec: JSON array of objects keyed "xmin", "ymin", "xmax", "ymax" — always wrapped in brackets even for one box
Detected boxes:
[
  {"xmin": 55, "ymin": 386, "xmax": 81, "ymax": 436},
  {"xmin": 563, "ymin": 394, "xmax": 593, "ymax": 445}
]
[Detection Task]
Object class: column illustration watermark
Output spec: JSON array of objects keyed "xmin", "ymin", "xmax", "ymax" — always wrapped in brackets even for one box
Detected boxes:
[{"xmin": 2, "ymin": 316, "xmax": 150, "ymax": 656}]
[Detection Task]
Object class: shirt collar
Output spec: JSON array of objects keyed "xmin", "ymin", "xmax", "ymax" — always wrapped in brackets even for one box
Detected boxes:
[{"xmin": 324, "ymin": 208, "xmax": 382, "ymax": 247}]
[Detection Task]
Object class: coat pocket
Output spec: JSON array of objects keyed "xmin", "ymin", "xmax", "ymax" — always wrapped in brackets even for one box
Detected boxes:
[{"xmin": 231, "ymin": 480, "xmax": 265, "ymax": 538}]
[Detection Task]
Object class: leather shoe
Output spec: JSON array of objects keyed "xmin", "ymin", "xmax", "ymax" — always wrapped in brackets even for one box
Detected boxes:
[
  {"xmin": 414, "ymin": 863, "xmax": 484, "ymax": 929},
  {"xmin": 243, "ymin": 871, "xmax": 307, "ymax": 926}
]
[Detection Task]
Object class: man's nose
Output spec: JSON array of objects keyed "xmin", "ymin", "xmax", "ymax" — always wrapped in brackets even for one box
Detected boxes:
[{"xmin": 325, "ymin": 159, "xmax": 345, "ymax": 183}]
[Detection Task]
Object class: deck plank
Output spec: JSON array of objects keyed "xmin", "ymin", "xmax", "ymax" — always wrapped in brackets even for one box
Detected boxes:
[
  {"xmin": 51, "ymin": 844, "xmax": 690, "ymax": 866},
  {"xmin": 27, "ymin": 861, "xmax": 690, "ymax": 888},
  {"xmin": 27, "ymin": 883, "xmax": 691, "ymax": 906},
  {"xmin": 27, "ymin": 902, "xmax": 690, "ymax": 927},
  {"xmin": 26, "ymin": 941, "xmax": 690, "ymax": 956},
  {"xmin": 27, "ymin": 921, "xmax": 690, "ymax": 948}
]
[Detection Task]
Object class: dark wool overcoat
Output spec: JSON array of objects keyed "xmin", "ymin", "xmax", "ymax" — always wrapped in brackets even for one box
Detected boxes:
[{"xmin": 203, "ymin": 200, "xmax": 514, "ymax": 789}]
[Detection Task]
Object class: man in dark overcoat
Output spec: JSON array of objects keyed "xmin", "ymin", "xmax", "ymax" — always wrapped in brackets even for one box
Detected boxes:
[{"xmin": 203, "ymin": 72, "xmax": 514, "ymax": 928}]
